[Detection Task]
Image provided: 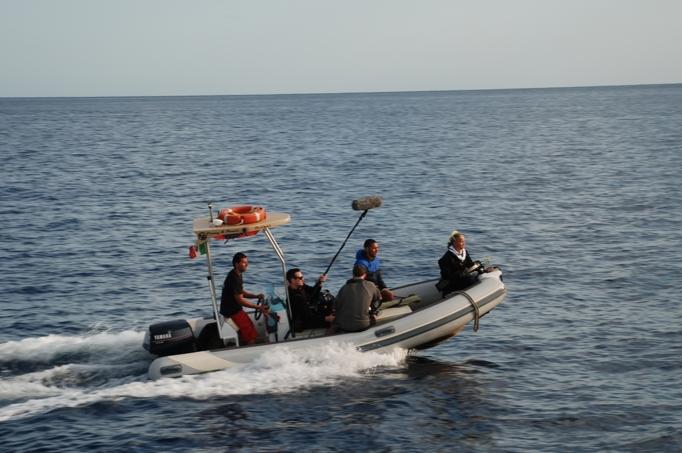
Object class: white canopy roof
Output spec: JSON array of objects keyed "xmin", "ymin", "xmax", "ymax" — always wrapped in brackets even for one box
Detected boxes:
[{"xmin": 193, "ymin": 211, "xmax": 291, "ymax": 240}]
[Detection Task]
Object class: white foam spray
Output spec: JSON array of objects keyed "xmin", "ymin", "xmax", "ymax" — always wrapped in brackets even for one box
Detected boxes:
[
  {"xmin": 0, "ymin": 330, "xmax": 145, "ymax": 362},
  {"xmin": 0, "ymin": 336, "xmax": 408, "ymax": 423}
]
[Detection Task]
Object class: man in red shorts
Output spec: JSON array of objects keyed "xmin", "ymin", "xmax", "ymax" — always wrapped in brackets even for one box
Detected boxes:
[{"xmin": 220, "ymin": 252, "xmax": 268, "ymax": 344}]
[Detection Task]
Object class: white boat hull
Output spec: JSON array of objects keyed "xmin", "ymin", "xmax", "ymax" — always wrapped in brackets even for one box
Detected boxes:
[{"xmin": 147, "ymin": 269, "xmax": 506, "ymax": 379}]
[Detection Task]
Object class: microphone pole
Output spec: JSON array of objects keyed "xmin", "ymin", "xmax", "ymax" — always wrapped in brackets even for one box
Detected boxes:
[{"xmin": 323, "ymin": 196, "xmax": 383, "ymax": 276}]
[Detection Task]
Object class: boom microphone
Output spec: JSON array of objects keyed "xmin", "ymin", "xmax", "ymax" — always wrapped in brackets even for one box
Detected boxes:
[
  {"xmin": 352, "ymin": 196, "xmax": 383, "ymax": 211},
  {"xmin": 323, "ymin": 196, "xmax": 384, "ymax": 277}
]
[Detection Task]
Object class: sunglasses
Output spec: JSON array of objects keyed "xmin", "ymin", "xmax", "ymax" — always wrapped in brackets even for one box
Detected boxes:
[{"xmin": 293, "ymin": 275, "xmax": 304, "ymax": 280}]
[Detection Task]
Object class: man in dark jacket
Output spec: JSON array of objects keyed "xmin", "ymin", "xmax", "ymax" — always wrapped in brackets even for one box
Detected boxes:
[
  {"xmin": 334, "ymin": 264, "xmax": 382, "ymax": 332},
  {"xmin": 287, "ymin": 268, "xmax": 331, "ymax": 332}
]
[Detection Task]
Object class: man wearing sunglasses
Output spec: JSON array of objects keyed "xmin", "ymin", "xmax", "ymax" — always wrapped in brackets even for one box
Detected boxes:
[{"xmin": 286, "ymin": 268, "xmax": 332, "ymax": 332}]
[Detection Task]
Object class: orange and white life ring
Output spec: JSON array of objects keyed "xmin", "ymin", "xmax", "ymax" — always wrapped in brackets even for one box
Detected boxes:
[{"xmin": 218, "ymin": 205, "xmax": 267, "ymax": 225}]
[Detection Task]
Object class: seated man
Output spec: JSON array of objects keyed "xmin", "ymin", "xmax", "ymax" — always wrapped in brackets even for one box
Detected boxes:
[
  {"xmin": 286, "ymin": 268, "xmax": 332, "ymax": 332},
  {"xmin": 333, "ymin": 264, "xmax": 381, "ymax": 333},
  {"xmin": 355, "ymin": 238, "xmax": 395, "ymax": 302}
]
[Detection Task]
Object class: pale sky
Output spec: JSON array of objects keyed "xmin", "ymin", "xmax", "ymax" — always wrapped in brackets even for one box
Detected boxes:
[{"xmin": 1, "ymin": 0, "xmax": 681, "ymax": 97}]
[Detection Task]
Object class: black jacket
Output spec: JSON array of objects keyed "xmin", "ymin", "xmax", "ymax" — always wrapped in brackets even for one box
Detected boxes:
[
  {"xmin": 288, "ymin": 283, "xmax": 327, "ymax": 332},
  {"xmin": 437, "ymin": 250, "xmax": 479, "ymax": 294}
]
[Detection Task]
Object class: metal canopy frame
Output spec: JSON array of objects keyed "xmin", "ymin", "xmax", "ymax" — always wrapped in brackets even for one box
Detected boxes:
[{"xmin": 194, "ymin": 210, "xmax": 295, "ymax": 342}]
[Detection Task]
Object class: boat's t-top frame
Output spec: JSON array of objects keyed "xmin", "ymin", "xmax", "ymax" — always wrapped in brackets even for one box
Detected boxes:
[{"xmin": 192, "ymin": 207, "xmax": 293, "ymax": 341}]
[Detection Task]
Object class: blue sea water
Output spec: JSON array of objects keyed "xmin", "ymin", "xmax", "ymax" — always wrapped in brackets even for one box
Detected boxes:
[{"xmin": 1, "ymin": 85, "xmax": 681, "ymax": 452}]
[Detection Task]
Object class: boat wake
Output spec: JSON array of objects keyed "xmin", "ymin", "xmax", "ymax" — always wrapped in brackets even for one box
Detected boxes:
[
  {"xmin": 0, "ymin": 329, "xmax": 145, "ymax": 363},
  {"xmin": 0, "ymin": 331, "xmax": 408, "ymax": 422}
]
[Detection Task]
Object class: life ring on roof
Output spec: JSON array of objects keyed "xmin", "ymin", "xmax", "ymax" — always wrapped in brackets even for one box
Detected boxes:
[{"xmin": 218, "ymin": 205, "xmax": 267, "ymax": 225}]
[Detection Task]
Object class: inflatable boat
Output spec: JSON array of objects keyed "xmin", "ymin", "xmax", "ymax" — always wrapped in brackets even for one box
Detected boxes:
[{"xmin": 143, "ymin": 203, "xmax": 507, "ymax": 380}]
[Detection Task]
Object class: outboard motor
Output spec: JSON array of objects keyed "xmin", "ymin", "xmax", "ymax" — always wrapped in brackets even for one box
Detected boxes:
[{"xmin": 144, "ymin": 319, "xmax": 197, "ymax": 357}]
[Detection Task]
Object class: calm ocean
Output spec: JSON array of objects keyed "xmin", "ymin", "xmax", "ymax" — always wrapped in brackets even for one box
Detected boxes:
[{"xmin": 1, "ymin": 85, "xmax": 681, "ymax": 452}]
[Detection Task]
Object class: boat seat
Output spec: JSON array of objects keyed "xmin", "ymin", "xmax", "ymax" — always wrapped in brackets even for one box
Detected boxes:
[
  {"xmin": 219, "ymin": 315, "xmax": 240, "ymax": 347},
  {"xmin": 375, "ymin": 305, "xmax": 412, "ymax": 324},
  {"xmin": 380, "ymin": 294, "xmax": 421, "ymax": 309}
]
